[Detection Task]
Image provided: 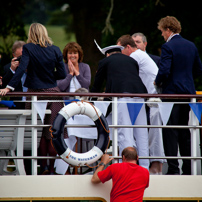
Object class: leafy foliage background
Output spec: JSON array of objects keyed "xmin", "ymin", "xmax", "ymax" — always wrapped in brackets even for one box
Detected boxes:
[{"xmin": 1, "ymin": 0, "xmax": 202, "ymax": 89}]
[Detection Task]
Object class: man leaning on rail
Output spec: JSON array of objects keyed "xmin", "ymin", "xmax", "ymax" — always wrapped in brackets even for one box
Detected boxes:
[
  {"xmin": 91, "ymin": 147, "xmax": 149, "ymax": 201},
  {"xmin": 91, "ymin": 42, "xmax": 149, "ymax": 170}
]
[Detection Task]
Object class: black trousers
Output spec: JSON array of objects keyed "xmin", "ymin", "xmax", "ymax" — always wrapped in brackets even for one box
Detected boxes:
[{"xmin": 163, "ymin": 100, "xmax": 191, "ymax": 175}]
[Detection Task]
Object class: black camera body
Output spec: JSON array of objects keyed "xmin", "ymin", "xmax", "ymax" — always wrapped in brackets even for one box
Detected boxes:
[{"xmin": 15, "ymin": 56, "xmax": 21, "ymax": 62}]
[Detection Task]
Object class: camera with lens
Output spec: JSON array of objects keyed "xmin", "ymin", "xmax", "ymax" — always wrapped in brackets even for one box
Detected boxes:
[{"xmin": 14, "ymin": 56, "xmax": 21, "ymax": 62}]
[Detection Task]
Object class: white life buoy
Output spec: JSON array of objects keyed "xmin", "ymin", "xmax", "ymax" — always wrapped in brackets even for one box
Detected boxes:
[{"xmin": 51, "ymin": 101, "xmax": 109, "ymax": 166}]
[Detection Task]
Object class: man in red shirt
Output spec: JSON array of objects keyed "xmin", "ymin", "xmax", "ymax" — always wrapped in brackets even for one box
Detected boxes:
[{"xmin": 91, "ymin": 147, "xmax": 149, "ymax": 202}]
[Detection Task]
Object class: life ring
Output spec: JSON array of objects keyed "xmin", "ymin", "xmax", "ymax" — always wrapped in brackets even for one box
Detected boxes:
[{"xmin": 51, "ymin": 101, "xmax": 109, "ymax": 166}]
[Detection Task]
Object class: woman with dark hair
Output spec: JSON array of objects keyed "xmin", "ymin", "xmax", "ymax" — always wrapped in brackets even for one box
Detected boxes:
[
  {"xmin": 54, "ymin": 42, "xmax": 91, "ymax": 175},
  {"xmin": 57, "ymin": 42, "xmax": 91, "ymax": 95}
]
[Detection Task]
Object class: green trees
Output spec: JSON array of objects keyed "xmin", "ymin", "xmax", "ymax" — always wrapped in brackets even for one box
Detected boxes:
[
  {"xmin": 1, "ymin": 0, "xmax": 202, "ymax": 89},
  {"xmin": 0, "ymin": 0, "xmax": 26, "ymax": 74}
]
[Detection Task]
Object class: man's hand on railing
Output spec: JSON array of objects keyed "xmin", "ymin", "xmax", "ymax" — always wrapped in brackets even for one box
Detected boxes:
[{"xmin": 0, "ymin": 87, "xmax": 11, "ymax": 96}]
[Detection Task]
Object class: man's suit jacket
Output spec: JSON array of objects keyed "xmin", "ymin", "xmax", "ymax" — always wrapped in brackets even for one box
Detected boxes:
[
  {"xmin": 91, "ymin": 53, "xmax": 147, "ymax": 94},
  {"xmin": 155, "ymin": 35, "xmax": 202, "ymax": 94},
  {"xmin": 2, "ymin": 63, "xmax": 24, "ymax": 109},
  {"xmin": 148, "ymin": 53, "xmax": 160, "ymax": 67},
  {"xmin": 2, "ymin": 63, "xmax": 22, "ymax": 91}
]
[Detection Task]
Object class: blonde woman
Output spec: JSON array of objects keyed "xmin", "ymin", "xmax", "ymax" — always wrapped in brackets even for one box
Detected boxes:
[{"xmin": 0, "ymin": 23, "xmax": 67, "ymax": 174}]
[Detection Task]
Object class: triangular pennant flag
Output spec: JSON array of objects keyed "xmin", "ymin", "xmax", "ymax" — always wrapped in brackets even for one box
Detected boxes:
[
  {"xmin": 189, "ymin": 103, "xmax": 202, "ymax": 124},
  {"xmin": 127, "ymin": 103, "xmax": 143, "ymax": 125},
  {"xmin": 33, "ymin": 101, "xmax": 48, "ymax": 123},
  {"xmin": 0, "ymin": 100, "xmax": 16, "ymax": 108},
  {"xmin": 54, "ymin": 136, "xmax": 77, "ymax": 174},
  {"xmin": 94, "ymin": 101, "xmax": 110, "ymax": 116},
  {"xmin": 158, "ymin": 102, "xmax": 174, "ymax": 125}
]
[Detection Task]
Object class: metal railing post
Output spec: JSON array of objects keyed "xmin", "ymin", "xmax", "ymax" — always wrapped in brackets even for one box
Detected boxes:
[
  {"xmin": 112, "ymin": 97, "xmax": 118, "ymax": 163},
  {"xmin": 31, "ymin": 96, "xmax": 38, "ymax": 175},
  {"xmin": 190, "ymin": 98, "xmax": 198, "ymax": 175}
]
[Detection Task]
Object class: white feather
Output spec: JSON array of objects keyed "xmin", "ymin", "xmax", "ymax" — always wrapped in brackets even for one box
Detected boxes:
[{"xmin": 94, "ymin": 39, "xmax": 104, "ymax": 54}]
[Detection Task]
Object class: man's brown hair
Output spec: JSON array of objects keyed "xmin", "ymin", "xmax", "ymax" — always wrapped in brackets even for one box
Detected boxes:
[
  {"xmin": 117, "ymin": 34, "xmax": 137, "ymax": 48},
  {"xmin": 157, "ymin": 16, "xmax": 181, "ymax": 33},
  {"xmin": 12, "ymin": 41, "xmax": 26, "ymax": 55},
  {"xmin": 122, "ymin": 147, "xmax": 138, "ymax": 161}
]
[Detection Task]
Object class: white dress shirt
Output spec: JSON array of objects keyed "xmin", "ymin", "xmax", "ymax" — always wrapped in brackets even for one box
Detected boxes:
[{"xmin": 130, "ymin": 49, "xmax": 158, "ymax": 94}]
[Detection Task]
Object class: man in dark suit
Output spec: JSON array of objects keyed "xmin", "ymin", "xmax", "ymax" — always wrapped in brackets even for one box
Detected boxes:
[
  {"xmin": 2, "ymin": 41, "xmax": 26, "ymax": 109},
  {"xmin": 91, "ymin": 44, "xmax": 150, "ymax": 169},
  {"xmin": 91, "ymin": 45, "xmax": 147, "ymax": 94},
  {"xmin": 155, "ymin": 16, "xmax": 202, "ymax": 175},
  {"xmin": 132, "ymin": 32, "xmax": 160, "ymax": 67}
]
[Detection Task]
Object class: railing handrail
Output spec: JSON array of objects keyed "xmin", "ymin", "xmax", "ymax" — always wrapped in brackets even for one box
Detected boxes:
[
  {"xmin": 1, "ymin": 124, "xmax": 202, "ymax": 129},
  {"xmin": 1, "ymin": 156, "xmax": 202, "ymax": 160},
  {"xmin": 4, "ymin": 91, "xmax": 202, "ymax": 99}
]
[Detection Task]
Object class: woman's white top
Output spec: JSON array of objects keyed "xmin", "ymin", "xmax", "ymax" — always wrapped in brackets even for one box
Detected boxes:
[{"xmin": 69, "ymin": 76, "xmax": 82, "ymax": 92}]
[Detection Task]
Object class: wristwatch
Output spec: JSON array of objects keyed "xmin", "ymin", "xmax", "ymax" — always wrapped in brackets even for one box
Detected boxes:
[{"xmin": 99, "ymin": 162, "xmax": 106, "ymax": 167}]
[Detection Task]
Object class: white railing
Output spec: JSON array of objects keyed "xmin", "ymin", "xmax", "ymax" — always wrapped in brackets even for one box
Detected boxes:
[{"xmin": 0, "ymin": 92, "xmax": 202, "ymax": 175}]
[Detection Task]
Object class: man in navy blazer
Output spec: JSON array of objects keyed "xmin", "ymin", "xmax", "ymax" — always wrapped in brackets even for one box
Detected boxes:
[
  {"xmin": 2, "ymin": 41, "xmax": 26, "ymax": 109},
  {"xmin": 155, "ymin": 16, "xmax": 202, "ymax": 175}
]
